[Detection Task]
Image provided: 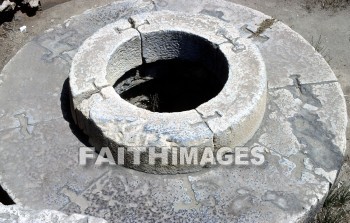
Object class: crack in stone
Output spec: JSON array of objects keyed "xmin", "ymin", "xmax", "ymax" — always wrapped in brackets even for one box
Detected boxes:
[
  {"xmin": 194, "ymin": 109, "xmax": 215, "ymax": 135},
  {"xmin": 75, "ymin": 89, "xmax": 100, "ymax": 108},
  {"xmin": 73, "ymin": 80, "xmax": 103, "ymax": 109},
  {"xmin": 268, "ymin": 80, "xmax": 338, "ymax": 92},
  {"xmin": 127, "ymin": 17, "xmax": 150, "ymax": 64},
  {"xmin": 198, "ymin": 111, "xmax": 223, "ymax": 122},
  {"xmin": 269, "ymin": 76, "xmax": 343, "ymax": 172},
  {"xmin": 289, "ymin": 75, "xmax": 322, "ymax": 108},
  {"xmin": 194, "ymin": 109, "xmax": 220, "ymax": 149},
  {"xmin": 128, "ymin": 17, "xmax": 150, "ymax": 29},
  {"xmin": 258, "ymin": 141, "xmax": 289, "ymax": 159},
  {"xmin": 0, "ymin": 116, "xmax": 64, "ymax": 134},
  {"xmin": 91, "ymin": 78, "xmax": 109, "ymax": 92},
  {"xmin": 263, "ymin": 78, "xmax": 343, "ymax": 176},
  {"xmin": 291, "ymin": 74, "xmax": 303, "ymax": 93},
  {"xmin": 14, "ymin": 113, "xmax": 32, "ymax": 138},
  {"xmin": 76, "ymin": 9, "xmax": 234, "ymax": 113}
]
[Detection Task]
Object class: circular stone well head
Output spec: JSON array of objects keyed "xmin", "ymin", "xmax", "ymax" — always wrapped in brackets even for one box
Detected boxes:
[
  {"xmin": 69, "ymin": 11, "xmax": 267, "ymax": 174},
  {"xmin": 113, "ymin": 31, "xmax": 230, "ymax": 113}
]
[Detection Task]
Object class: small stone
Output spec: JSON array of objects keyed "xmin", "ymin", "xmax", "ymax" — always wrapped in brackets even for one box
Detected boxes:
[{"xmin": 19, "ymin": 26, "xmax": 27, "ymax": 33}]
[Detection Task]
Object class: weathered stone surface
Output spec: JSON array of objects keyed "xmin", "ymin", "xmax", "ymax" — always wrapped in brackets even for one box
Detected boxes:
[
  {"xmin": 196, "ymin": 38, "xmax": 267, "ymax": 148},
  {"xmin": 131, "ymin": 11, "xmax": 235, "ymax": 63},
  {"xmin": 79, "ymin": 86, "xmax": 214, "ymax": 173},
  {"xmin": 153, "ymin": 0, "xmax": 338, "ymax": 88},
  {"xmin": 259, "ymin": 22, "xmax": 337, "ymax": 88},
  {"xmin": 0, "ymin": 204, "xmax": 107, "ymax": 223},
  {"xmin": 0, "ymin": 0, "xmax": 346, "ymax": 222},
  {"xmin": 0, "ymin": 118, "xmax": 108, "ymax": 210},
  {"xmin": 69, "ymin": 19, "xmax": 142, "ymax": 106},
  {"xmin": 69, "ymin": 11, "xmax": 267, "ymax": 173},
  {"xmin": 0, "ymin": 42, "xmax": 69, "ymax": 131}
]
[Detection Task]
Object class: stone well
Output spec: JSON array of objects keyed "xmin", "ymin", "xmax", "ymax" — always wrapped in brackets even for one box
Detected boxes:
[
  {"xmin": 0, "ymin": 0, "xmax": 347, "ymax": 222},
  {"xmin": 69, "ymin": 11, "xmax": 267, "ymax": 174}
]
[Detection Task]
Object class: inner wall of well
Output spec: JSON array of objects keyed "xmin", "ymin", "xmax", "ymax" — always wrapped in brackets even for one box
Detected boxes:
[{"xmin": 112, "ymin": 31, "xmax": 229, "ymax": 113}]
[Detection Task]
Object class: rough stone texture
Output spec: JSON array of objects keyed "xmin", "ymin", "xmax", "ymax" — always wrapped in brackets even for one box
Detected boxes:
[
  {"xmin": 69, "ymin": 11, "xmax": 267, "ymax": 173},
  {"xmin": 0, "ymin": 0, "xmax": 156, "ymax": 209},
  {"xmin": 85, "ymin": 87, "xmax": 214, "ymax": 174},
  {"xmin": 0, "ymin": 204, "xmax": 107, "ymax": 223},
  {"xmin": 197, "ymin": 39, "xmax": 267, "ymax": 149},
  {"xmin": 0, "ymin": 42, "xmax": 69, "ymax": 131},
  {"xmin": 153, "ymin": 0, "xmax": 339, "ymax": 88},
  {"xmin": 0, "ymin": 0, "xmax": 347, "ymax": 222},
  {"xmin": 69, "ymin": 19, "xmax": 142, "ymax": 106},
  {"xmin": 131, "ymin": 11, "xmax": 235, "ymax": 63}
]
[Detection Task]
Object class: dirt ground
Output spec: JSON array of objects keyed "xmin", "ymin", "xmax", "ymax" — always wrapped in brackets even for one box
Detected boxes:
[
  {"xmin": 0, "ymin": 0, "xmax": 119, "ymax": 72},
  {"xmin": 0, "ymin": 0, "xmax": 349, "ymax": 220}
]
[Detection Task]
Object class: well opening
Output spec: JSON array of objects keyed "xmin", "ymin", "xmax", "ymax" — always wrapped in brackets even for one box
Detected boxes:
[{"xmin": 113, "ymin": 31, "xmax": 229, "ymax": 113}]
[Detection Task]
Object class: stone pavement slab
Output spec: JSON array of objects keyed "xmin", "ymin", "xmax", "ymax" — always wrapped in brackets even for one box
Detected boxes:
[{"xmin": 0, "ymin": 0, "xmax": 347, "ymax": 222}]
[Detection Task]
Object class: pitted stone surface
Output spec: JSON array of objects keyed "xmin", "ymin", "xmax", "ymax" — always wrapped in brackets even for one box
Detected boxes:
[
  {"xmin": 152, "ymin": 0, "xmax": 339, "ymax": 88},
  {"xmin": 70, "ymin": 19, "xmax": 142, "ymax": 106},
  {"xmin": 0, "ymin": 204, "xmax": 107, "ymax": 223},
  {"xmin": 0, "ymin": 0, "xmax": 347, "ymax": 222},
  {"xmin": 69, "ymin": 10, "xmax": 267, "ymax": 173},
  {"xmin": 130, "ymin": 11, "xmax": 236, "ymax": 63},
  {"xmin": 196, "ymin": 39, "xmax": 267, "ymax": 149}
]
